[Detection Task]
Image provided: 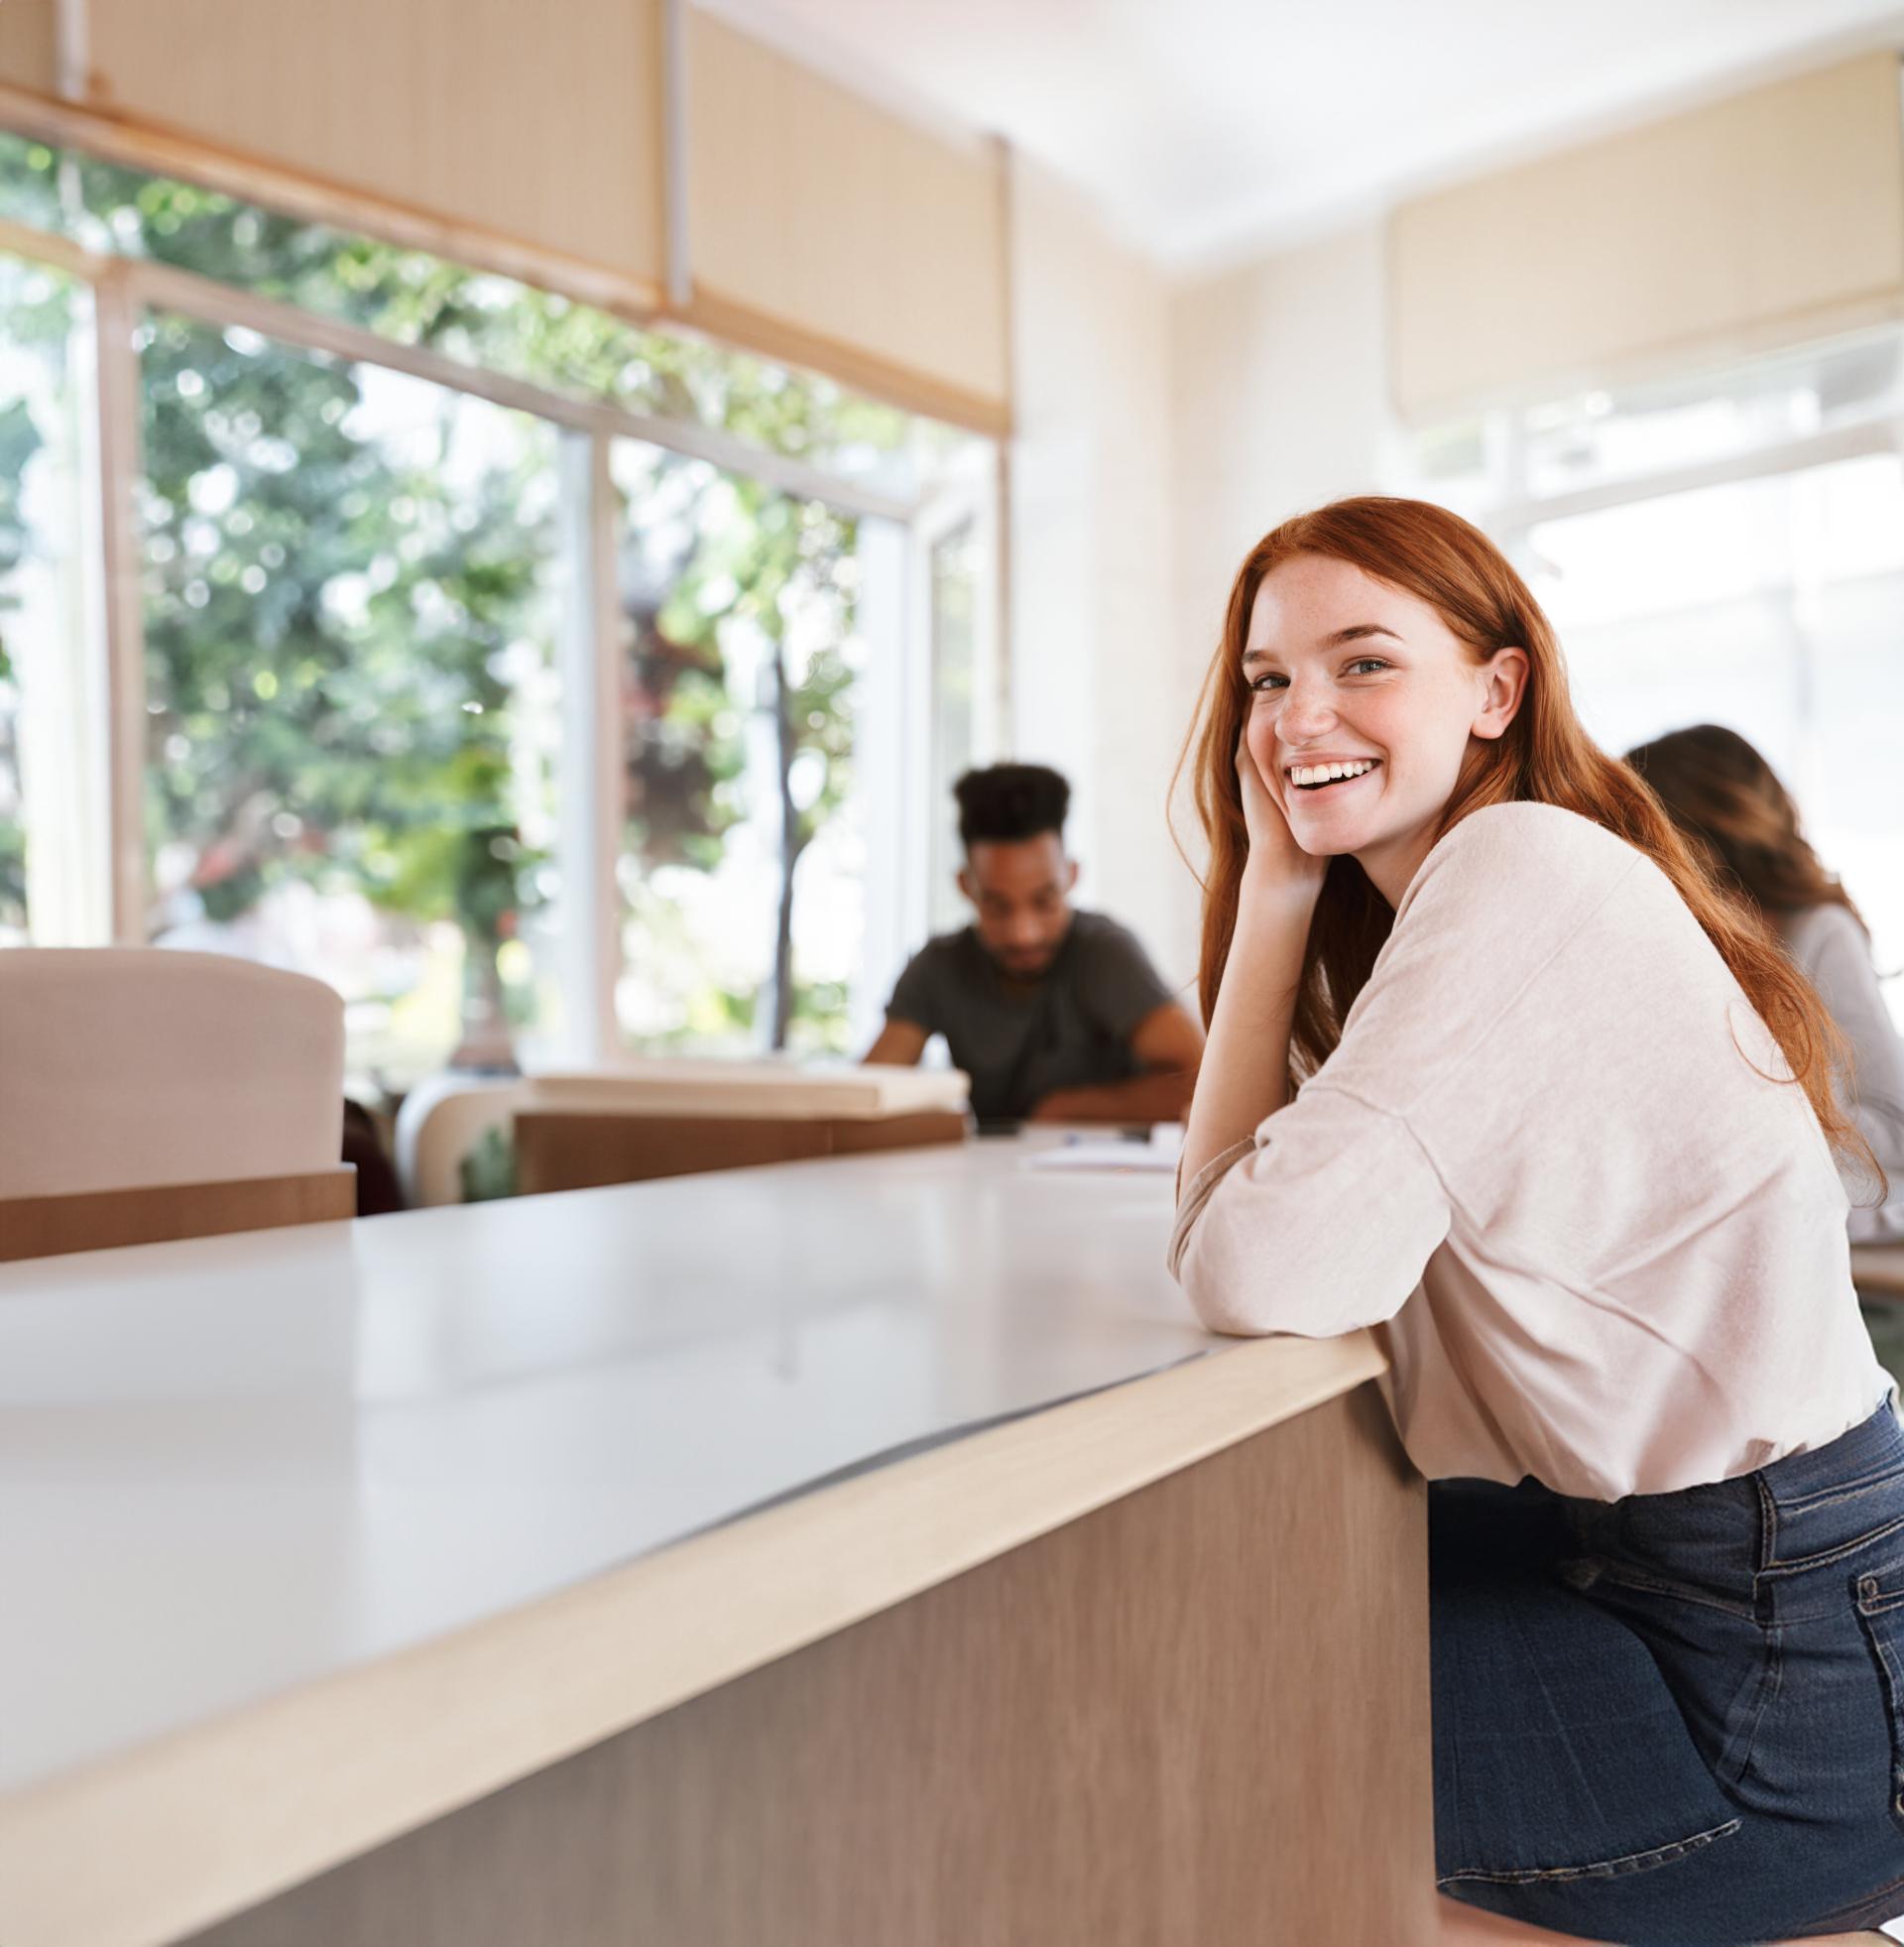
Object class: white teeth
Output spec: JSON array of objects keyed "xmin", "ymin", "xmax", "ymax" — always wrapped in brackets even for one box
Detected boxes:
[{"xmin": 1289, "ymin": 760, "xmax": 1376, "ymax": 788}]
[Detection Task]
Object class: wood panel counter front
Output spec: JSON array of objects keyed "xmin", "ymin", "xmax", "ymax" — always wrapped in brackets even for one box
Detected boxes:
[{"xmin": 0, "ymin": 1143, "xmax": 1433, "ymax": 1947}]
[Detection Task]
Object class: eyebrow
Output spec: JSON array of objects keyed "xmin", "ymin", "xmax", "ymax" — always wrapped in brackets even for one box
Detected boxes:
[{"xmin": 1241, "ymin": 623, "xmax": 1401, "ymax": 669}]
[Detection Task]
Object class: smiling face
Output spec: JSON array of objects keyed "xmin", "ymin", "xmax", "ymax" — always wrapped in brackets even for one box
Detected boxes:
[{"xmin": 1242, "ymin": 553, "xmax": 1528, "ymax": 906}]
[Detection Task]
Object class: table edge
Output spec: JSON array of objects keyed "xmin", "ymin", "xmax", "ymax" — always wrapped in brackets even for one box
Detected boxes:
[{"xmin": 0, "ymin": 1329, "xmax": 1386, "ymax": 1947}]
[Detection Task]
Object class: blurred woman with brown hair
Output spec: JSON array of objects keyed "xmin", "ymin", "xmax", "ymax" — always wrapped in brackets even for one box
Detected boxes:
[
  {"xmin": 1170, "ymin": 496, "xmax": 1900, "ymax": 1944},
  {"xmin": 1625, "ymin": 722, "xmax": 1904, "ymax": 1242}
]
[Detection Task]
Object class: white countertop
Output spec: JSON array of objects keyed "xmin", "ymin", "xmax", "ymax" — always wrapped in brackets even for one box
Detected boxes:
[{"xmin": 0, "ymin": 1139, "xmax": 1210, "ymax": 1798}]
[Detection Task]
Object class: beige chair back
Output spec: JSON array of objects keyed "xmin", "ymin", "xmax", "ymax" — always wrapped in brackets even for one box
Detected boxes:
[{"xmin": 0, "ymin": 949, "xmax": 350, "ymax": 1261}]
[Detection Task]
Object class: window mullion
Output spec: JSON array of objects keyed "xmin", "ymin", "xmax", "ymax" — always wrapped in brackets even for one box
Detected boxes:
[
  {"xmin": 589, "ymin": 432, "xmax": 622, "ymax": 1063},
  {"xmin": 551, "ymin": 426, "xmax": 623, "ymax": 1068},
  {"xmin": 91, "ymin": 264, "xmax": 148, "ymax": 944}
]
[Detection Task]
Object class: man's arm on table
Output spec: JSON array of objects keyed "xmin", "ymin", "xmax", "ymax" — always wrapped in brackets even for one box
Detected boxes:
[
  {"xmin": 862, "ymin": 1018, "xmax": 930, "ymax": 1066},
  {"xmin": 1025, "ymin": 1000, "xmax": 1205, "ymax": 1124}
]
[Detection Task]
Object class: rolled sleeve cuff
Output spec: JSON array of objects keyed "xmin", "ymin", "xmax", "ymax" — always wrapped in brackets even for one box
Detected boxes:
[{"xmin": 1167, "ymin": 1136, "xmax": 1257, "ymax": 1278}]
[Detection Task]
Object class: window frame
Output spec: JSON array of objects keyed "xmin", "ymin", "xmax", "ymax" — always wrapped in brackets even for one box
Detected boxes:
[
  {"xmin": 1408, "ymin": 325, "xmax": 1904, "ymax": 564},
  {"xmin": 0, "ymin": 180, "xmax": 998, "ymax": 1070},
  {"xmin": 1402, "ymin": 326, "xmax": 1904, "ymax": 1015}
]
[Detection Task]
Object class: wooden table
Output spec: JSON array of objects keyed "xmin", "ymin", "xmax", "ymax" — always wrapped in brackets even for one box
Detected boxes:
[
  {"xmin": 511, "ymin": 1062, "xmax": 971, "ymax": 1194},
  {"xmin": 0, "ymin": 1142, "xmax": 1432, "ymax": 1947},
  {"xmin": 1853, "ymin": 1242, "xmax": 1904, "ymax": 1299}
]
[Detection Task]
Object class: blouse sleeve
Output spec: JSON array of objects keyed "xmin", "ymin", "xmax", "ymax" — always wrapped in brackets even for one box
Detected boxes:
[
  {"xmin": 1792, "ymin": 906, "xmax": 1904, "ymax": 1234},
  {"xmin": 1167, "ymin": 1083, "xmax": 1452, "ymax": 1338}
]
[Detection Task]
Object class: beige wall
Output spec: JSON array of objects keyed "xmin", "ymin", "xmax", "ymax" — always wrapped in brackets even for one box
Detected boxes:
[
  {"xmin": 1007, "ymin": 200, "xmax": 1397, "ymax": 1005},
  {"xmin": 1171, "ymin": 223, "xmax": 1392, "ymax": 640},
  {"xmin": 1009, "ymin": 159, "xmax": 1193, "ymax": 993},
  {"xmin": 0, "ymin": 0, "xmax": 56, "ymax": 92},
  {"xmin": 1163, "ymin": 224, "xmax": 1395, "ymax": 969}
]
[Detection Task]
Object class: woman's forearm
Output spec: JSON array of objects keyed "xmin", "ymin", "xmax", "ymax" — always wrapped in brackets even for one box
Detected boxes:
[{"xmin": 1178, "ymin": 876, "xmax": 1315, "ymax": 1187}]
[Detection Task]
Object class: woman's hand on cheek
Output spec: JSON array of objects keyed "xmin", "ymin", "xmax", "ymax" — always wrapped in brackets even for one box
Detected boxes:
[{"xmin": 1237, "ymin": 733, "xmax": 1328, "ymax": 909}]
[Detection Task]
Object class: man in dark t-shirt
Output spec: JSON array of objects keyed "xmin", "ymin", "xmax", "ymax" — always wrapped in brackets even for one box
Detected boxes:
[{"xmin": 862, "ymin": 765, "xmax": 1203, "ymax": 1127}]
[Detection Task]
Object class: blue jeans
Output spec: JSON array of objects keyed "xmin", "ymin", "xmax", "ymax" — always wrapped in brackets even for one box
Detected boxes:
[{"xmin": 1433, "ymin": 1394, "xmax": 1904, "ymax": 1943}]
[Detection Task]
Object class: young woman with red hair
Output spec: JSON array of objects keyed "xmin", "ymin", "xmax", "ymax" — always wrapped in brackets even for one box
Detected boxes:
[{"xmin": 1171, "ymin": 497, "xmax": 1901, "ymax": 1945}]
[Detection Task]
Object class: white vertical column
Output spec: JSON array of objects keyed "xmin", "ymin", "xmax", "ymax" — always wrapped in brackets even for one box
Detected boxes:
[
  {"xmin": 661, "ymin": 0, "xmax": 693, "ymax": 311},
  {"xmin": 54, "ymin": 0, "xmax": 89, "ymax": 101},
  {"xmin": 588, "ymin": 437, "xmax": 624, "ymax": 1062},
  {"xmin": 855, "ymin": 516, "xmax": 909, "ymax": 1053},
  {"xmin": 552, "ymin": 428, "xmax": 622, "ymax": 1068},
  {"xmin": 90, "ymin": 263, "xmax": 148, "ymax": 945}
]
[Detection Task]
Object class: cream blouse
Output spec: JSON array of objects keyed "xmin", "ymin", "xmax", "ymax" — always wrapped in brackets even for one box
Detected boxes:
[
  {"xmin": 1780, "ymin": 902, "xmax": 1904, "ymax": 1243},
  {"xmin": 1169, "ymin": 801, "xmax": 1889, "ymax": 1501}
]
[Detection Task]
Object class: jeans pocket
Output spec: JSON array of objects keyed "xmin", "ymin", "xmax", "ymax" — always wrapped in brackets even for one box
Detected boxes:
[
  {"xmin": 1434, "ymin": 1550, "xmax": 1745, "ymax": 1887},
  {"xmin": 1852, "ymin": 1563, "xmax": 1904, "ymax": 1830}
]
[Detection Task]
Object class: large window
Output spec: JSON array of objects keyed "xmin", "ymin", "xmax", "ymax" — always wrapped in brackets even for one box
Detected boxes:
[
  {"xmin": 0, "ymin": 135, "xmax": 996, "ymax": 1090},
  {"xmin": 140, "ymin": 315, "xmax": 567, "ymax": 1078},
  {"xmin": 925, "ymin": 520, "xmax": 979, "ymax": 937},
  {"xmin": 1410, "ymin": 329, "xmax": 1904, "ymax": 1030},
  {"xmin": 609, "ymin": 439, "xmax": 869, "ymax": 1055},
  {"xmin": 0, "ymin": 250, "xmax": 103, "ymax": 948}
]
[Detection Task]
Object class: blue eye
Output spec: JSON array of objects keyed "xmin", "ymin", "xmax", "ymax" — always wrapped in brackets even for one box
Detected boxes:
[{"xmin": 1250, "ymin": 660, "xmax": 1385, "ymax": 691}]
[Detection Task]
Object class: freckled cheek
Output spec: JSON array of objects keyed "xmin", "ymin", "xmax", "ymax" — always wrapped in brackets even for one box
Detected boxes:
[{"xmin": 1347, "ymin": 698, "xmax": 1403, "ymax": 774}]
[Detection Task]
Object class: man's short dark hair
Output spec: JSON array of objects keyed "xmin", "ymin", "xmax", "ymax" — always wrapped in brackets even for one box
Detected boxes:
[{"xmin": 954, "ymin": 764, "xmax": 1070, "ymax": 850}]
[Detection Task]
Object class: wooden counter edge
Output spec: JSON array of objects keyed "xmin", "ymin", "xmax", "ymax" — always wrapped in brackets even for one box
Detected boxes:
[
  {"xmin": 0, "ymin": 1330, "xmax": 1387, "ymax": 1947},
  {"xmin": 0, "ymin": 1168, "xmax": 358, "ymax": 1264},
  {"xmin": 1852, "ymin": 1242, "xmax": 1904, "ymax": 1297}
]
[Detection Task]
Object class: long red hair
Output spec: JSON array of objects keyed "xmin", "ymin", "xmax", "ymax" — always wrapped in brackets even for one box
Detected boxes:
[{"xmin": 1173, "ymin": 496, "xmax": 1875, "ymax": 1184}]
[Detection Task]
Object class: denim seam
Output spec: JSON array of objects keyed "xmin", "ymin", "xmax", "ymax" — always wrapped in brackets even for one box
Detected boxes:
[
  {"xmin": 1809, "ymin": 1860, "xmax": 1904, "ymax": 1930},
  {"xmin": 1768, "ymin": 1516, "xmax": 1904, "ymax": 1581},
  {"xmin": 1852, "ymin": 1594, "xmax": 1904, "ymax": 1822},
  {"xmin": 1720, "ymin": 1624, "xmax": 1782, "ymax": 1793},
  {"xmin": 1718, "ymin": 1488, "xmax": 1783, "ymax": 1791},
  {"xmin": 1436, "ymin": 1816, "xmax": 1741, "ymax": 1887},
  {"xmin": 1772, "ymin": 1459, "xmax": 1904, "ymax": 1515},
  {"xmin": 1859, "ymin": 1595, "xmax": 1904, "ymax": 1690},
  {"xmin": 1756, "ymin": 1472, "xmax": 1779, "ymax": 1580},
  {"xmin": 1580, "ymin": 1559, "xmax": 1759, "ymax": 1623}
]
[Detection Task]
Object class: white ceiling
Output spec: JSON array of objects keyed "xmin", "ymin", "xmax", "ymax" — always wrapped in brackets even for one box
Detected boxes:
[{"xmin": 697, "ymin": 0, "xmax": 1904, "ymax": 275}]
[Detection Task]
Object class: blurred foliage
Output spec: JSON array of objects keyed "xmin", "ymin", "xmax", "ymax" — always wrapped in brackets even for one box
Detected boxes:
[
  {"xmin": 0, "ymin": 134, "xmax": 881, "ymax": 1049},
  {"xmin": 137, "ymin": 307, "xmax": 551, "ymax": 1038},
  {"xmin": 0, "ymin": 242, "xmax": 78, "ymax": 928},
  {"xmin": 0, "ymin": 390, "xmax": 30, "ymax": 920},
  {"xmin": 634, "ymin": 477, "xmax": 860, "ymax": 1046},
  {"xmin": 0, "ymin": 399, "xmax": 38, "ymax": 679},
  {"xmin": 458, "ymin": 1124, "xmax": 518, "ymax": 1203}
]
